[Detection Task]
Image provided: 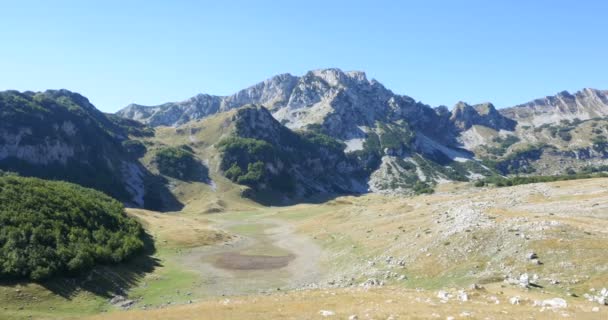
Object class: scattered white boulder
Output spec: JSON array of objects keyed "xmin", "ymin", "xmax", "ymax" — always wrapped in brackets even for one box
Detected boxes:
[
  {"xmin": 348, "ymin": 315, "xmax": 359, "ymax": 320},
  {"xmin": 437, "ymin": 290, "xmax": 451, "ymax": 301},
  {"xmin": 509, "ymin": 296, "xmax": 521, "ymax": 305},
  {"xmin": 541, "ymin": 298, "xmax": 567, "ymax": 309},
  {"xmin": 519, "ymin": 273, "xmax": 530, "ymax": 287},
  {"xmin": 469, "ymin": 283, "xmax": 482, "ymax": 290},
  {"xmin": 360, "ymin": 278, "xmax": 383, "ymax": 288},
  {"xmin": 586, "ymin": 287, "xmax": 608, "ymax": 305},
  {"xmin": 319, "ymin": 310, "xmax": 335, "ymax": 317},
  {"xmin": 457, "ymin": 290, "xmax": 469, "ymax": 302}
]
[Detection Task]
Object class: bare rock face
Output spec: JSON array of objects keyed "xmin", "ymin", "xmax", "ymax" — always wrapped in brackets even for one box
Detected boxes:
[
  {"xmin": 116, "ymin": 68, "xmax": 447, "ymax": 141},
  {"xmin": 450, "ymin": 102, "xmax": 517, "ymax": 131},
  {"xmin": 500, "ymin": 88, "xmax": 608, "ymax": 126},
  {"xmin": 118, "ymin": 94, "xmax": 223, "ymax": 127}
]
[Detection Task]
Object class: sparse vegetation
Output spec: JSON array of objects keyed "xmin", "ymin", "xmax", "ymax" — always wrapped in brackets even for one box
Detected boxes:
[
  {"xmin": 475, "ymin": 171, "xmax": 608, "ymax": 187},
  {"xmin": 485, "ymin": 135, "xmax": 520, "ymax": 156}
]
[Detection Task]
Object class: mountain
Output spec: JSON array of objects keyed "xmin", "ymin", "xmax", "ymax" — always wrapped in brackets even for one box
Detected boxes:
[
  {"xmin": 6, "ymin": 70, "xmax": 608, "ymax": 203},
  {"xmin": 118, "ymin": 69, "xmax": 466, "ymax": 139},
  {"xmin": 0, "ymin": 89, "xmax": 178, "ymax": 209},
  {"xmin": 116, "ymin": 69, "xmax": 519, "ymax": 194},
  {"xmin": 450, "ymin": 102, "xmax": 516, "ymax": 131},
  {"xmin": 117, "ymin": 70, "xmax": 608, "ymax": 195},
  {"xmin": 500, "ymin": 88, "xmax": 608, "ymax": 126},
  {"xmin": 217, "ymin": 105, "xmax": 366, "ymax": 203}
]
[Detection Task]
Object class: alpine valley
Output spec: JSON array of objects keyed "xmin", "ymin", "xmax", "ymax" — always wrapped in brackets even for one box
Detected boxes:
[{"xmin": 2, "ymin": 69, "xmax": 608, "ymax": 319}]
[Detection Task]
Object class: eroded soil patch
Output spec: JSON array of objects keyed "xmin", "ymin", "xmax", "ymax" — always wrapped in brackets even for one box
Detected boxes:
[{"xmin": 213, "ymin": 252, "xmax": 295, "ymax": 270}]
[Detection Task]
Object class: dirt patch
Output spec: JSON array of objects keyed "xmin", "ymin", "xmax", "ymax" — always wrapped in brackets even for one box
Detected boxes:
[{"xmin": 213, "ymin": 252, "xmax": 295, "ymax": 270}]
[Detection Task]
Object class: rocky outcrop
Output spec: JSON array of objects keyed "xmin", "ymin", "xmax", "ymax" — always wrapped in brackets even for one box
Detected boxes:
[
  {"xmin": 118, "ymin": 94, "xmax": 223, "ymax": 127},
  {"xmin": 500, "ymin": 88, "xmax": 608, "ymax": 126},
  {"xmin": 450, "ymin": 102, "xmax": 517, "ymax": 131}
]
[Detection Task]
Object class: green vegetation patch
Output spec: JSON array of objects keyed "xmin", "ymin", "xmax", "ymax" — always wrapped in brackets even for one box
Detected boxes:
[
  {"xmin": 154, "ymin": 146, "xmax": 207, "ymax": 181},
  {"xmin": 0, "ymin": 175, "xmax": 144, "ymax": 281},
  {"xmin": 484, "ymin": 135, "xmax": 520, "ymax": 156},
  {"xmin": 217, "ymin": 137, "xmax": 294, "ymax": 191}
]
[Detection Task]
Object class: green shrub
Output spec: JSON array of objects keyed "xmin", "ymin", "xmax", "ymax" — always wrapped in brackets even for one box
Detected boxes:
[
  {"xmin": 0, "ymin": 175, "xmax": 144, "ymax": 281},
  {"xmin": 236, "ymin": 161, "xmax": 266, "ymax": 185},
  {"xmin": 154, "ymin": 146, "xmax": 205, "ymax": 180}
]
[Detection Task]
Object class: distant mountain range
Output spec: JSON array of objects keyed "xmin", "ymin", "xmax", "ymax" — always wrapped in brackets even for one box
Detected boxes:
[
  {"xmin": 117, "ymin": 68, "xmax": 608, "ymax": 130},
  {"xmin": 2, "ymin": 68, "xmax": 608, "ymax": 206}
]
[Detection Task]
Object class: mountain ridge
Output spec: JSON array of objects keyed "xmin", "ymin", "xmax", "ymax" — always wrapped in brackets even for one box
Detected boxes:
[{"xmin": 113, "ymin": 68, "xmax": 608, "ymax": 195}]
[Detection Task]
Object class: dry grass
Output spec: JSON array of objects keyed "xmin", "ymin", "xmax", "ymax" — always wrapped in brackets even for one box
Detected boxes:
[
  {"xmin": 5, "ymin": 178, "xmax": 608, "ymax": 319},
  {"xmin": 127, "ymin": 209, "xmax": 230, "ymax": 248},
  {"xmin": 87, "ymin": 285, "xmax": 606, "ymax": 320}
]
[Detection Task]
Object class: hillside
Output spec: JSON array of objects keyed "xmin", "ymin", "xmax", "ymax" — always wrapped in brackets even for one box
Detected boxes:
[{"xmin": 0, "ymin": 90, "xmax": 178, "ymax": 210}]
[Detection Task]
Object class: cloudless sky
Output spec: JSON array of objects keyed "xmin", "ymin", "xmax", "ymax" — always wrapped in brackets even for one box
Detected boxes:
[{"xmin": 1, "ymin": 0, "xmax": 607, "ymax": 112}]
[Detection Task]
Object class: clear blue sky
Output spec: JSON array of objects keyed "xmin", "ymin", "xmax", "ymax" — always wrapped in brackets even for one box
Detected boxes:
[{"xmin": 1, "ymin": 0, "xmax": 607, "ymax": 112}]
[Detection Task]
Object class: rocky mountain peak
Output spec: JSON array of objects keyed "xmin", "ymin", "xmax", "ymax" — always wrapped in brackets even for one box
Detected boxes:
[
  {"xmin": 473, "ymin": 102, "xmax": 497, "ymax": 115},
  {"xmin": 450, "ymin": 101, "xmax": 516, "ymax": 131},
  {"xmin": 221, "ymin": 73, "xmax": 299, "ymax": 111},
  {"xmin": 307, "ymin": 68, "xmax": 368, "ymax": 87}
]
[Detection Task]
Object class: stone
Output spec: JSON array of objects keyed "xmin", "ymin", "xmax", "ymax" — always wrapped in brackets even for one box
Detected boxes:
[
  {"xmin": 519, "ymin": 273, "xmax": 530, "ymax": 287},
  {"xmin": 319, "ymin": 310, "xmax": 335, "ymax": 317},
  {"xmin": 437, "ymin": 290, "xmax": 450, "ymax": 301},
  {"xmin": 457, "ymin": 290, "xmax": 469, "ymax": 302},
  {"xmin": 360, "ymin": 278, "xmax": 383, "ymax": 287},
  {"xmin": 541, "ymin": 298, "xmax": 567, "ymax": 309},
  {"xmin": 469, "ymin": 283, "xmax": 482, "ymax": 290},
  {"xmin": 510, "ymin": 296, "xmax": 521, "ymax": 305}
]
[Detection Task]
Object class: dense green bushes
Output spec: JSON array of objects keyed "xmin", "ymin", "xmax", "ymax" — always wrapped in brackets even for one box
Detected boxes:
[
  {"xmin": 154, "ymin": 146, "xmax": 206, "ymax": 181},
  {"xmin": 217, "ymin": 137, "xmax": 280, "ymax": 188},
  {"xmin": 0, "ymin": 175, "xmax": 144, "ymax": 281},
  {"xmin": 217, "ymin": 131, "xmax": 348, "ymax": 192}
]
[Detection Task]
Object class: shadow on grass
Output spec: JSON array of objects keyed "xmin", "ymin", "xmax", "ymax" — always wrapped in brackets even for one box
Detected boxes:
[{"xmin": 0, "ymin": 231, "xmax": 161, "ymax": 300}]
